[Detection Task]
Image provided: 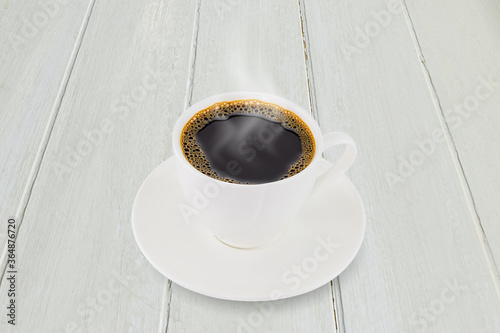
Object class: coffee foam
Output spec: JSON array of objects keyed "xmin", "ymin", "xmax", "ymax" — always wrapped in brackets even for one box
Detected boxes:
[{"xmin": 180, "ymin": 99, "xmax": 316, "ymax": 184}]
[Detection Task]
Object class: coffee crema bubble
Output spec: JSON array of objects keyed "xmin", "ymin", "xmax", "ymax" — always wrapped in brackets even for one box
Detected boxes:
[{"xmin": 180, "ymin": 99, "xmax": 315, "ymax": 184}]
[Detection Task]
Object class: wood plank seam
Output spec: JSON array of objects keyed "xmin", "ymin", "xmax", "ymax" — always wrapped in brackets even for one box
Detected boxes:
[
  {"xmin": 164, "ymin": 1, "xmax": 202, "ymax": 332},
  {"xmin": 0, "ymin": 0, "xmax": 98, "ymax": 283},
  {"xmin": 298, "ymin": 0, "xmax": 320, "ymax": 121},
  {"xmin": 160, "ymin": 280, "xmax": 173, "ymax": 333},
  {"xmin": 331, "ymin": 280, "xmax": 346, "ymax": 333},
  {"xmin": 299, "ymin": 1, "xmax": 344, "ymax": 332},
  {"xmin": 184, "ymin": 0, "xmax": 203, "ymax": 110},
  {"xmin": 399, "ymin": 0, "xmax": 500, "ymax": 297}
]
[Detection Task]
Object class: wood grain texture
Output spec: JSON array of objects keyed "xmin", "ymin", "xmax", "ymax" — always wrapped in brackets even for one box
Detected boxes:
[
  {"xmin": 0, "ymin": 0, "xmax": 195, "ymax": 331},
  {"xmin": 166, "ymin": 0, "xmax": 336, "ymax": 332},
  {"xmin": 1, "ymin": 0, "xmax": 499, "ymax": 332},
  {"xmin": 302, "ymin": 0, "xmax": 500, "ymax": 332},
  {"xmin": 0, "ymin": 0, "xmax": 94, "ymax": 267},
  {"xmin": 189, "ymin": 0, "xmax": 310, "ymax": 109},
  {"xmin": 403, "ymin": 0, "xmax": 500, "ymax": 275}
]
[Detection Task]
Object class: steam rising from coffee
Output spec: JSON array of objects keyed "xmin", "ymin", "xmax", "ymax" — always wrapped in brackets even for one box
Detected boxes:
[{"xmin": 180, "ymin": 100, "xmax": 315, "ymax": 184}]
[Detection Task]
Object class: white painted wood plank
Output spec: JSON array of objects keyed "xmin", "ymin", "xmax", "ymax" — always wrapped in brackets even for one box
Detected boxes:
[
  {"xmin": 166, "ymin": 1, "xmax": 336, "ymax": 332},
  {"xmin": 0, "ymin": 1, "xmax": 196, "ymax": 332},
  {"xmin": 303, "ymin": 0, "xmax": 500, "ymax": 332},
  {"xmin": 169, "ymin": 285, "xmax": 335, "ymax": 333},
  {"xmin": 403, "ymin": 0, "xmax": 500, "ymax": 275},
  {"xmin": 189, "ymin": 0, "xmax": 310, "ymax": 110},
  {"xmin": 0, "ymin": 0, "xmax": 94, "ymax": 263}
]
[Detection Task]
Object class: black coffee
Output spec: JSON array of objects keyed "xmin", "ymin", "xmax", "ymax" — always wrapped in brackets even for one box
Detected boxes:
[{"xmin": 180, "ymin": 100, "xmax": 315, "ymax": 184}]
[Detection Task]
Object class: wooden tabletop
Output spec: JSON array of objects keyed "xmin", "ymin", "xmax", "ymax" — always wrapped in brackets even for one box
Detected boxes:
[{"xmin": 1, "ymin": 0, "xmax": 500, "ymax": 332}]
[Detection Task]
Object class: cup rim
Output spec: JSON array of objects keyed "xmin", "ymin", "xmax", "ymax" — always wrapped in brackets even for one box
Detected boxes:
[{"xmin": 172, "ymin": 91, "xmax": 324, "ymax": 187}]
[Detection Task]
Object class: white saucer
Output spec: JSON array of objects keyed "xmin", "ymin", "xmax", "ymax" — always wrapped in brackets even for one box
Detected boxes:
[{"xmin": 132, "ymin": 156, "xmax": 365, "ymax": 301}]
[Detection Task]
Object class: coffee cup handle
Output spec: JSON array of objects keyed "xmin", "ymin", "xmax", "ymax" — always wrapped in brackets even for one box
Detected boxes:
[{"xmin": 317, "ymin": 132, "xmax": 357, "ymax": 182}]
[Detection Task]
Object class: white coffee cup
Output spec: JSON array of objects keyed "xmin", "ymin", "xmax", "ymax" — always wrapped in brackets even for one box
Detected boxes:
[{"xmin": 172, "ymin": 92, "xmax": 356, "ymax": 248}]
